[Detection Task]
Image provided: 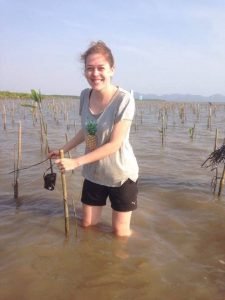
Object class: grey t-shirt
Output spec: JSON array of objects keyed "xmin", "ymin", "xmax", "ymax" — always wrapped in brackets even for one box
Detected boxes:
[{"xmin": 79, "ymin": 87, "xmax": 139, "ymax": 187}]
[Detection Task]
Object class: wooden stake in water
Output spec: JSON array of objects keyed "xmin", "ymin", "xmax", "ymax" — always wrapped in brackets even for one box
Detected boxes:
[
  {"xmin": 218, "ymin": 164, "xmax": 225, "ymax": 197},
  {"xmin": 207, "ymin": 104, "xmax": 212, "ymax": 130},
  {"xmin": 3, "ymin": 105, "xmax": 6, "ymax": 130},
  {"xmin": 212, "ymin": 129, "xmax": 220, "ymax": 193},
  {"xmin": 160, "ymin": 112, "xmax": 166, "ymax": 146},
  {"xmin": 214, "ymin": 128, "xmax": 218, "ymax": 151},
  {"xmin": 14, "ymin": 122, "xmax": 22, "ymax": 198},
  {"xmin": 13, "ymin": 144, "xmax": 18, "ymax": 198},
  {"xmin": 59, "ymin": 149, "xmax": 70, "ymax": 236}
]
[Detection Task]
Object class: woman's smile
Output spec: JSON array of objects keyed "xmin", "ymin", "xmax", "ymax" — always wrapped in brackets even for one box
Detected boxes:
[{"xmin": 85, "ymin": 53, "xmax": 114, "ymax": 91}]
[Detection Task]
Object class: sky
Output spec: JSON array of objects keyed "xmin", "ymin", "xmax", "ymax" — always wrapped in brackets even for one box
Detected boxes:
[{"xmin": 1, "ymin": 0, "xmax": 225, "ymax": 97}]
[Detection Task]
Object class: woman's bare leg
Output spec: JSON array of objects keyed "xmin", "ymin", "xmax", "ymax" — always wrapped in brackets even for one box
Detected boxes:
[
  {"xmin": 82, "ymin": 204, "xmax": 103, "ymax": 227},
  {"xmin": 112, "ymin": 210, "xmax": 132, "ymax": 237}
]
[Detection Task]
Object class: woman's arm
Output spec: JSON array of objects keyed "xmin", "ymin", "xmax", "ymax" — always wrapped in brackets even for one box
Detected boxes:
[{"xmin": 55, "ymin": 120, "xmax": 131, "ymax": 171}]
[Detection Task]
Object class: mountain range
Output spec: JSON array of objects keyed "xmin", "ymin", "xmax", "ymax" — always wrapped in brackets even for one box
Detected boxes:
[{"xmin": 134, "ymin": 92, "xmax": 225, "ymax": 102}]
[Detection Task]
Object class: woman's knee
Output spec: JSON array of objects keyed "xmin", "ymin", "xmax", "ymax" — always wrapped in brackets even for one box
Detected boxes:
[
  {"xmin": 112, "ymin": 210, "xmax": 132, "ymax": 237},
  {"xmin": 82, "ymin": 204, "xmax": 103, "ymax": 227}
]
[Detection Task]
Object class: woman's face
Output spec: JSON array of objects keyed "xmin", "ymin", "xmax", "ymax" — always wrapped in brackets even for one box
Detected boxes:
[{"xmin": 84, "ymin": 53, "xmax": 114, "ymax": 91}]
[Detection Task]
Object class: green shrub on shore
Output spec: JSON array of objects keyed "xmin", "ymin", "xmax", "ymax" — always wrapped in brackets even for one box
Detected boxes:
[
  {"xmin": 0, "ymin": 91, "xmax": 30, "ymax": 99},
  {"xmin": 0, "ymin": 90, "xmax": 80, "ymax": 100}
]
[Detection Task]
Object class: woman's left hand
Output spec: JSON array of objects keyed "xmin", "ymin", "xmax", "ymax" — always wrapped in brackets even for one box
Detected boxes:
[{"xmin": 55, "ymin": 158, "xmax": 79, "ymax": 173}]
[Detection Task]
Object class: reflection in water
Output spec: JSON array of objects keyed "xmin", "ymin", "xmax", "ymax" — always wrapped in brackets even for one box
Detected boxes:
[{"xmin": 1, "ymin": 99, "xmax": 225, "ymax": 299}]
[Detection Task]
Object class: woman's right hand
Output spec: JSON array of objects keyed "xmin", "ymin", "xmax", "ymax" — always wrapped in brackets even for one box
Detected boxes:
[{"xmin": 47, "ymin": 149, "xmax": 60, "ymax": 159}]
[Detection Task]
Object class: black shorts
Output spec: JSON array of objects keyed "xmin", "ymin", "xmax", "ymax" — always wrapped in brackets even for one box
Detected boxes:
[{"xmin": 81, "ymin": 178, "xmax": 138, "ymax": 212}]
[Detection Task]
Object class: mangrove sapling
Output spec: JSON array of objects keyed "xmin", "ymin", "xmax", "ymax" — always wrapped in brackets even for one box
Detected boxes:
[
  {"xmin": 31, "ymin": 89, "xmax": 49, "ymax": 154},
  {"xmin": 32, "ymin": 108, "xmax": 38, "ymax": 126},
  {"xmin": 189, "ymin": 124, "xmax": 196, "ymax": 140},
  {"xmin": 213, "ymin": 129, "xmax": 219, "ymax": 190},
  {"xmin": 202, "ymin": 142, "xmax": 225, "ymax": 196}
]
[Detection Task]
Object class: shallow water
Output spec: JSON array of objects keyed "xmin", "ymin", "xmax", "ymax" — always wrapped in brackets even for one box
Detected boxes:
[{"xmin": 1, "ymin": 99, "xmax": 225, "ymax": 300}]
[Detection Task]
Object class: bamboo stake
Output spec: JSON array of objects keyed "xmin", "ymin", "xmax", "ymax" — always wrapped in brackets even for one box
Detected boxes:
[
  {"xmin": 197, "ymin": 103, "xmax": 200, "ymax": 121},
  {"xmin": 161, "ymin": 113, "xmax": 165, "ymax": 146},
  {"xmin": 214, "ymin": 128, "xmax": 218, "ymax": 151},
  {"xmin": 11, "ymin": 102, "xmax": 15, "ymax": 126},
  {"xmin": 212, "ymin": 168, "xmax": 218, "ymax": 193},
  {"xmin": 3, "ymin": 105, "xmax": 6, "ymax": 130},
  {"xmin": 14, "ymin": 122, "xmax": 22, "ymax": 198},
  {"xmin": 59, "ymin": 149, "xmax": 70, "ymax": 236},
  {"xmin": 218, "ymin": 164, "xmax": 225, "ymax": 197},
  {"xmin": 13, "ymin": 144, "xmax": 18, "ymax": 198},
  {"xmin": 18, "ymin": 121, "xmax": 22, "ymax": 162},
  {"xmin": 207, "ymin": 105, "xmax": 212, "ymax": 130},
  {"xmin": 66, "ymin": 112, "xmax": 69, "ymax": 130}
]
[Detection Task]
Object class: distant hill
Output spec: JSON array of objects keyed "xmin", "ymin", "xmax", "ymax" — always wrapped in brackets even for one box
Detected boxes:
[{"xmin": 134, "ymin": 92, "xmax": 225, "ymax": 102}]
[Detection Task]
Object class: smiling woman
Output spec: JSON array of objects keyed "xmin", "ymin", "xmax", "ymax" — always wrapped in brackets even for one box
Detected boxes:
[{"xmin": 49, "ymin": 41, "xmax": 139, "ymax": 237}]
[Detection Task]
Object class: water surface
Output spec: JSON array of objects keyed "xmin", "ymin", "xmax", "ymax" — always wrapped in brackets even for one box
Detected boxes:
[{"xmin": 1, "ymin": 99, "xmax": 225, "ymax": 300}]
